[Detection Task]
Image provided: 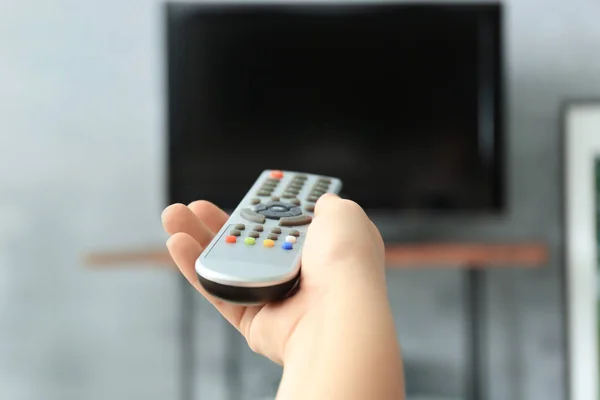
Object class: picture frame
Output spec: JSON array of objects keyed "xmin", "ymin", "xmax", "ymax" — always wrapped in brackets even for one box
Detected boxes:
[{"xmin": 565, "ymin": 100, "xmax": 600, "ymax": 400}]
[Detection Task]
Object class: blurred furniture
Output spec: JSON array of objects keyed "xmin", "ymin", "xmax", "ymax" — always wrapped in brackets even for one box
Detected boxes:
[
  {"xmin": 564, "ymin": 100, "xmax": 600, "ymax": 400},
  {"xmin": 86, "ymin": 243, "xmax": 547, "ymax": 268},
  {"xmin": 86, "ymin": 242, "xmax": 548, "ymax": 400}
]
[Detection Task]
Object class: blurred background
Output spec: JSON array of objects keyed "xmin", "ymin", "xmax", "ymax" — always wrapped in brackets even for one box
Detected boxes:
[{"xmin": 2, "ymin": 0, "xmax": 600, "ymax": 399}]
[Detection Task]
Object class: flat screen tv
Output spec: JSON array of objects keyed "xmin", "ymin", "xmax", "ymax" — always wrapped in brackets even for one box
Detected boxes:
[{"xmin": 165, "ymin": 2, "xmax": 504, "ymax": 214}]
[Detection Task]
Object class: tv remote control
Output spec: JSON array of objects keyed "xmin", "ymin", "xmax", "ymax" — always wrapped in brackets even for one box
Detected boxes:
[{"xmin": 196, "ymin": 170, "xmax": 343, "ymax": 305}]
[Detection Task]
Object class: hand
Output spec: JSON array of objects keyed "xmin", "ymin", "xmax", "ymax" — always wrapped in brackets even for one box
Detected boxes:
[{"xmin": 161, "ymin": 193, "xmax": 386, "ymax": 365}]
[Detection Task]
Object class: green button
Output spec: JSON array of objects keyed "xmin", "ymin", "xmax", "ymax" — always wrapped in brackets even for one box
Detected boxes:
[{"xmin": 244, "ymin": 237, "xmax": 256, "ymax": 245}]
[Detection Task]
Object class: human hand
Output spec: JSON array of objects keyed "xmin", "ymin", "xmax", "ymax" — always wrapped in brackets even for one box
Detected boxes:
[{"xmin": 161, "ymin": 193, "xmax": 387, "ymax": 365}]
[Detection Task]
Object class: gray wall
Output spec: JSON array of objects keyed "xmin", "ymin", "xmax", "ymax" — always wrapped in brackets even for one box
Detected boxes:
[{"xmin": 2, "ymin": 0, "xmax": 600, "ymax": 399}]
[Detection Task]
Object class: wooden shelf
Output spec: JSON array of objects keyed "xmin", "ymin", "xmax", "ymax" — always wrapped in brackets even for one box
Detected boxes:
[
  {"xmin": 385, "ymin": 243, "xmax": 548, "ymax": 267},
  {"xmin": 84, "ymin": 243, "xmax": 548, "ymax": 269}
]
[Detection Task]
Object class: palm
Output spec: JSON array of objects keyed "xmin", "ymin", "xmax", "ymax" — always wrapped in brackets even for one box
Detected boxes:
[{"xmin": 162, "ymin": 200, "xmax": 316, "ymax": 364}]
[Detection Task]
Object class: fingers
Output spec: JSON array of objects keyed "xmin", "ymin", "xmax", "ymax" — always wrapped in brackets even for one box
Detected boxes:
[
  {"xmin": 188, "ymin": 200, "xmax": 229, "ymax": 234},
  {"xmin": 161, "ymin": 203, "xmax": 214, "ymax": 247},
  {"xmin": 166, "ymin": 232, "xmax": 205, "ymax": 292},
  {"xmin": 166, "ymin": 232, "xmax": 246, "ymax": 328}
]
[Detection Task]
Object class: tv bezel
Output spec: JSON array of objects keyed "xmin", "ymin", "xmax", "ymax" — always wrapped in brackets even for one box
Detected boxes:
[{"xmin": 164, "ymin": 1, "xmax": 506, "ymax": 217}]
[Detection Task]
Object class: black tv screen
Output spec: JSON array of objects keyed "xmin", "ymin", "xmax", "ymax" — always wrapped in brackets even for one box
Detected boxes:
[{"xmin": 166, "ymin": 2, "xmax": 504, "ymax": 213}]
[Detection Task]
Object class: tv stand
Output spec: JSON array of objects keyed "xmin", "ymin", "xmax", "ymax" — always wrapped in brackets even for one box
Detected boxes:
[
  {"xmin": 85, "ymin": 243, "xmax": 548, "ymax": 268},
  {"xmin": 85, "ymin": 242, "xmax": 547, "ymax": 400}
]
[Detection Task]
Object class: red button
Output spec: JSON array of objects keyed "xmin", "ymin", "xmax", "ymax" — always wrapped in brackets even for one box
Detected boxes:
[
  {"xmin": 225, "ymin": 235, "xmax": 237, "ymax": 243},
  {"xmin": 270, "ymin": 170, "xmax": 284, "ymax": 179}
]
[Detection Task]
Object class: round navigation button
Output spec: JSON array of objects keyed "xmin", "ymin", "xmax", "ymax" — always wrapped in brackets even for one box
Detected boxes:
[
  {"xmin": 253, "ymin": 204, "xmax": 268, "ymax": 212},
  {"xmin": 289, "ymin": 207, "xmax": 302, "ymax": 217},
  {"xmin": 244, "ymin": 237, "xmax": 256, "ymax": 245},
  {"xmin": 270, "ymin": 170, "xmax": 284, "ymax": 179},
  {"xmin": 282, "ymin": 242, "xmax": 293, "ymax": 250},
  {"xmin": 256, "ymin": 201, "xmax": 299, "ymax": 220},
  {"xmin": 263, "ymin": 239, "xmax": 275, "ymax": 248}
]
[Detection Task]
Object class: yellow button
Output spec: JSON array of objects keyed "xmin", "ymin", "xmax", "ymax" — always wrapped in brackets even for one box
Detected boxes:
[
  {"xmin": 244, "ymin": 237, "xmax": 256, "ymax": 245},
  {"xmin": 263, "ymin": 239, "xmax": 275, "ymax": 248}
]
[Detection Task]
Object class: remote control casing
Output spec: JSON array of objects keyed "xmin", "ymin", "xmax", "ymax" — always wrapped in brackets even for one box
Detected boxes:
[{"xmin": 196, "ymin": 170, "xmax": 342, "ymax": 305}]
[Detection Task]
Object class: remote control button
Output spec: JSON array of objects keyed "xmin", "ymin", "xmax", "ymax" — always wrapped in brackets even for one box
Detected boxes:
[
  {"xmin": 282, "ymin": 192, "xmax": 297, "ymax": 198},
  {"xmin": 248, "ymin": 232, "xmax": 260, "ymax": 238},
  {"xmin": 264, "ymin": 178, "xmax": 279, "ymax": 185},
  {"xmin": 289, "ymin": 229, "xmax": 300, "ymax": 237},
  {"xmin": 241, "ymin": 209, "xmax": 266, "ymax": 224},
  {"xmin": 310, "ymin": 190, "xmax": 326, "ymax": 197},
  {"xmin": 230, "ymin": 229, "xmax": 241, "ymax": 236},
  {"xmin": 288, "ymin": 183, "xmax": 303, "ymax": 190},
  {"xmin": 252, "ymin": 225, "xmax": 264, "ymax": 232},
  {"xmin": 244, "ymin": 237, "xmax": 256, "ymax": 245},
  {"xmin": 307, "ymin": 195, "xmax": 320, "ymax": 202},
  {"xmin": 250, "ymin": 198, "xmax": 261, "ymax": 205},
  {"xmin": 293, "ymin": 174, "xmax": 307, "ymax": 180},
  {"xmin": 257, "ymin": 190, "xmax": 271, "ymax": 197},
  {"xmin": 313, "ymin": 183, "xmax": 329, "ymax": 191},
  {"xmin": 285, "ymin": 235, "xmax": 297, "ymax": 243},
  {"xmin": 268, "ymin": 202, "xmax": 288, "ymax": 210},
  {"xmin": 225, "ymin": 235, "xmax": 237, "ymax": 243},
  {"xmin": 317, "ymin": 178, "xmax": 331, "ymax": 184},
  {"xmin": 282, "ymin": 242, "xmax": 293, "ymax": 250},
  {"xmin": 263, "ymin": 239, "xmax": 275, "ymax": 247},
  {"xmin": 270, "ymin": 170, "xmax": 284, "ymax": 179},
  {"xmin": 267, "ymin": 233, "xmax": 279, "ymax": 240},
  {"xmin": 289, "ymin": 207, "xmax": 302, "ymax": 216},
  {"xmin": 289, "ymin": 198, "xmax": 301, "ymax": 206},
  {"xmin": 271, "ymin": 195, "xmax": 280, "ymax": 201},
  {"xmin": 261, "ymin": 210, "xmax": 292, "ymax": 219},
  {"xmin": 271, "ymin": 227, "xmax": 281, "ymax": 234},
  {"xmin": 253, "ymin": 204, "xmax": 268, "ymax": 212},
  {"xmin": 305, "ymin": 204, "xmax": 315, "ymax": 212},
  {"xmin": 256, "ymin": 201, "xmax": 302, "ymax": 219},
  {"xmin": 235, "ymin": 223, "xmax": 245, "ymax": 230},
  {"xmin": 279, "ymin": 215, "xmax": 312, "ymax": 227}
]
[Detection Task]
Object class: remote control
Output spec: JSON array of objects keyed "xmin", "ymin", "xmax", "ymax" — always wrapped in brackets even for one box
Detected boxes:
[{"xmin": 196, "ymin": 170, "xmax": 343, "ymax": 305}]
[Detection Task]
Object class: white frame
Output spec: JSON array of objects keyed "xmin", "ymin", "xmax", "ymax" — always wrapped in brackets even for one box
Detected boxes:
[{"xmin": 565, "ymin": 101, "xmax": 600, "ymax": 400}]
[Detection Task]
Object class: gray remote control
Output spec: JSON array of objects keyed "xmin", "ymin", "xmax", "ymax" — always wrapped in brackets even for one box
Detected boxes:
[{"xmin": 196, "ymin": 169, "xmax": 343, "ymax": 305}]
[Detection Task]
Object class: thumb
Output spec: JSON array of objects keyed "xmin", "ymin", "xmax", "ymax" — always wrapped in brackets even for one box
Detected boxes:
[
  {"xmin": 310, "ymin": 192, "xmax": 373, "ymax": 238},
  {"xmin": 303, "ymin": 193, "xmax": 386, "ymax": 276},
  {"xmin": 313, "ymin": 192, "xmax": 342, "ymax": 217}
]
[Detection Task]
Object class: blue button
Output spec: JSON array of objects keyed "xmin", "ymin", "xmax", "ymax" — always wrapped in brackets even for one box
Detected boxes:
[{"xmin": 282, "ymin": 242, "xmax": 293, "ymax": 250}]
